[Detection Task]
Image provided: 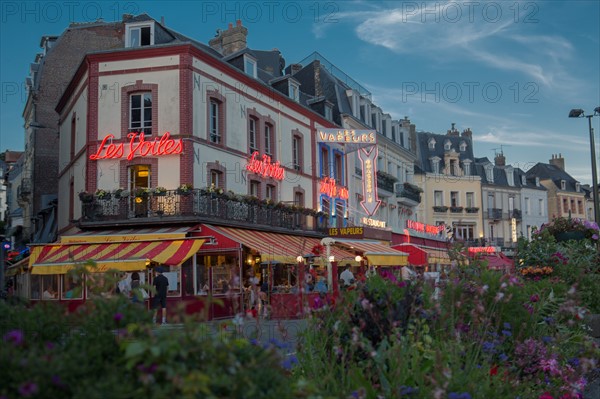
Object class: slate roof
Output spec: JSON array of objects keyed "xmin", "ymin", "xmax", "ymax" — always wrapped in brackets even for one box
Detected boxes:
[
  {"xmin": 526, "ymin": 162, "xmax": 581, "ymax": 193},
  {"xmin": 415, "ymin": 131, "xmax": 476, "ymax": 176}
]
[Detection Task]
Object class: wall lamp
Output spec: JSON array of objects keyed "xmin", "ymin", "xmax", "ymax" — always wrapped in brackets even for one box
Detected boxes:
[{"xmin": 568, "ymin": 107, "xmax": 600, "ymax": 224}]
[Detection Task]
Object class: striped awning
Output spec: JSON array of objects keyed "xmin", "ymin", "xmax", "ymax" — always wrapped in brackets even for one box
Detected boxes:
[
  {"xmin": 29, "ymin": 238, "xmax": 205, "ymax": 275},
  {"xmin": 332, "ymin": 238, "xmax": 408, "ymax": 266},
  {"xmin": 60, "ymin": 226, "xmax": 199, "ymax": 243}
]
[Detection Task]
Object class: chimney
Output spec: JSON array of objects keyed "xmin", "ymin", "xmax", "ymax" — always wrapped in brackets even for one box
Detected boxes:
[
  {"xmin": 209, "ymin": 20, "xmax": 248, "ymax": 56},
  {"xmin": 289, "ymin": 63, "xmax": 302, "ymax": 75},
  {"xmin": 461, "ymin": 128, "xmax": 472, "ymax": 139},
  {"xmin": 495, "ymin": 152, "xmax": 506, "ymax": 167},
  {"xmin": 313, "ymin": 60, "xmax": 322, "ymax": 97},
  {"xmin": 549, "ymin": 153, "xmax": 565, "ymax": 170},
  {"xmin": 447, "ymin": 122, "xmax": 459, "ymax": 136},
  {"xmin": 160, "ymin": 16, "xmax": 165, "ymax": 25}
]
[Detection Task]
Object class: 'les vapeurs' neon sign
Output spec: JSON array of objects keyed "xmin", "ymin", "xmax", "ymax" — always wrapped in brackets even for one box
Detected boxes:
[{"xmin": 89, "ymin": 132, "xmax": 183, "ymax": 161}]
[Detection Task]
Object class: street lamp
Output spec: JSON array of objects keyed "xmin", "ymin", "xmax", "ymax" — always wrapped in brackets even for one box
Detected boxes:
[{"xmin": 569, "ymin": 107, "xmax": 600, "ymax": 224}]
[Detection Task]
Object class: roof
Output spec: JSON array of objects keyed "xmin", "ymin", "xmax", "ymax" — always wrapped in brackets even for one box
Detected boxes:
[
  {"xmin": 415, "ymin": 131, "xmax": 476, "ymax": 175},
  {"xmin": 526, "ymin": 162, "xmax": 581, "ymax": 192}
]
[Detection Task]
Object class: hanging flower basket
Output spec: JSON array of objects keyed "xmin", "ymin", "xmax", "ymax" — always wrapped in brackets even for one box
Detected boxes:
[{"xmin": 555, "ymin": 231, "xmax": 586, "ymax": 242}]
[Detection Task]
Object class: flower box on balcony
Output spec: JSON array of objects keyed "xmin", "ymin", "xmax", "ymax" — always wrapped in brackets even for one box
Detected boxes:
[
  {"xmin": 465, "ymin": 207, "xmax": 479, "ymax": 213},
  {"xmin": 450, "ymin": 206, "xmax": 464, "ymax": 213},
  {"xmin": 79, "ymin": 192, "xmax": 94, "ymax": 203},
  {"xmin": 433, "ymin": 206, "xmax": 448, "ymax": 213}
]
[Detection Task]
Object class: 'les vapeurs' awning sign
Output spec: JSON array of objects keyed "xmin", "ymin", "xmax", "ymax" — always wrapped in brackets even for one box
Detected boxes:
[
  {"xmin": 89, "ymin": 132, "xmax": 183, "ymax": 161},
  {"xmin": 358, "ymin": 146, "xmax": 380, "ymax": 216}
]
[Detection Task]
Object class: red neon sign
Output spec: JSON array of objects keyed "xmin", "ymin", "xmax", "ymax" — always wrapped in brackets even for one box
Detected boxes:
[
  {"xmin": 407, "ymin": 220, "xmax": 445, "ymax": 235},
  {"xmin": 319, "ymin": 177, "xmax": 349, "ymax": 200},
  {"xmin": 468, "ymin": 247, "xmax": 497, "ymax": 254},
  {"xmin": 89, "ymin": 132, "xmax": 183, "ymax": 161},
  {"xmin": 245, "ymin": 152, "xmax": 285, "ymax": 180}
]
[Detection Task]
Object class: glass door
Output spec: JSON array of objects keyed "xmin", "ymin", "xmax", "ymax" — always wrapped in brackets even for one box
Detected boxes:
[{"xmin": 130, "ymin": 165, "xmax": 150, "ymax": 217}]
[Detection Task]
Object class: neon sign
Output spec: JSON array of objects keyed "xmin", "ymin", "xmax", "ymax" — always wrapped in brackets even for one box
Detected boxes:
[
  {"xmin": 406, "ymin": 220, "xmax": 445, "ymax": 235},
  {"xmin": 319, "ymin": 177, "xmax": 349, "ymax": 200},
  {"xmin": 468, "ymin": 247, "xmax": 498, "ymax": 254},
  {"xmin": 358, "ymin": 146, "xmax": 380, "ymax": 216},
  {"xmin": 245, "ymin": 151, "xmax": 285, "ymax": 180},
  {"xmin": 89, "ymin": 132, "xmax": 183, "ymax": 161},
  {"xmin": 362, "ymin": 217, "xmax": 386, "ymax": 228},
  {"xmin": 317, "ymin": 129, "xmax": 376, "ymax": 144}
]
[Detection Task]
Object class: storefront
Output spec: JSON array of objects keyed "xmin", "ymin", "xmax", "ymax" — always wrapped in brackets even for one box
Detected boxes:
[{"xmin": 391, "ymin": 243, "xmax": 452, "ymax": 273}]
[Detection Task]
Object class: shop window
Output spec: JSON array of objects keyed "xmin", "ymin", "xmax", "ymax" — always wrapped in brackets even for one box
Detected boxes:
[
  {"xmin": 207, "ymin": 254, "xmax": 239, "ymax": 295},
  {"xmin": 86, "ymin": 273, "xmax": 120, "ymax": 298},
  {"xmin": 61, "ymin": 274, "xmax": 83, "ymax": 300},
  {"xmin": 130, "ymin": 93, "xmax": 153, "ymax": 135},
  {"xmin": 32, "ymin": 275, "xmax": 59, "ymax": 300},
  {"xmin": 182, "ymin": 259, "xmax": 194, "ymax": 296}
]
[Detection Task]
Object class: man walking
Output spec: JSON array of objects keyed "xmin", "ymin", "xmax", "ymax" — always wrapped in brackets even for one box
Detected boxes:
[{"xmin": 152, "ymin": 266, "xmax": 169, "ymax": 324}]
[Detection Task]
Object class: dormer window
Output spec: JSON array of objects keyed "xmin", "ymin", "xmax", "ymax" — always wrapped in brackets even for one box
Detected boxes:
[
  {"xmin": 521, "ymin": 175, "xmax": 527, "ymax": 185},
  {"xmin": 430, "ymin": 156, "xmax": 441, "ymax": 174},
  {"xmin": 444, "ymin": 140, "xmax": 452, "ymax": 151},
  {"xmin": 324, "ymin": 104, "xmax": 333, "ymax": 121},
  {"xmin": 288, "ymin": 81, "xmax": 299, "ymax": 101},
  {"xmin": 243, "ymin": 54, "xmax": 257, "ymax": 78},
  {"xmin": 535, "ymin": 177, "xmax": 540, "ymax": 187},
  {"xmin": 428, "ymin": 138, "xmax": 436, "ymax": 150},
  {"xmin": 575, "ymin": 182, "xmax": 580, "ymax": 192},
  {"xmin": 459, "ymin": 141, "xmax": 467, "ymax": 152},
  {"xmin": 463, "ymin": 159, "xmax": 472, "ymax": 176},
  {"xmin": 506, "ymin": 167, "xmax": 514, "ymax": 186},
  {"xmin": 485, "ymin": 165, "xmax": 494, "ymax": 183},
  {"xmin": 560, "ymin": 180, "xmax": 566, "ymax": 190},
  {"xmin": 126, "ymin": 22, "xmax": 154, "ymax": 48}
]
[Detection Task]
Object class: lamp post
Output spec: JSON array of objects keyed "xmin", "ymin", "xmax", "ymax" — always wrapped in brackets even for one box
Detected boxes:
[{"xmin": 568, "ymin": 107, "xmax": 600, "ymax": 224}]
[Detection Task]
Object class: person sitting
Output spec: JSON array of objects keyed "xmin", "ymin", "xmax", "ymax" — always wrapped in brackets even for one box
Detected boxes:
[{"xmin": 42, "ymin": 286, "xmax": 57, "ymax": 300}]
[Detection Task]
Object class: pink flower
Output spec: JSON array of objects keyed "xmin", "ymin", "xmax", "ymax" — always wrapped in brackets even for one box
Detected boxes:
[
  {"xmin": 538, "ymin": 393, "xmax": 553, "ymax": 399},
  {"xmin": 540, "ymin": 358, "xmax": 560, "ymax": 376}
]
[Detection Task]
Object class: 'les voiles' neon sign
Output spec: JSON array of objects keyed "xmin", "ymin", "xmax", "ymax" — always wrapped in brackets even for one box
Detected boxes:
[
  {"xmin": 245, "ymin": 151, "xmax": 285, "ymax": 180},
  {"xmin": 89, "ymin": 132, "xmax": 183, "ymax": 161}
]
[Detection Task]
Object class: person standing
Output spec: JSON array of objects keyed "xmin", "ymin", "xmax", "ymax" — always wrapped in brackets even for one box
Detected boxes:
[
  {"xmin": 340, "ymin": 265, "xmax": 355, "ymax": 288},
  {"xmin": 152, "ymin": 266, "xmax": 169, "ymax": 324}
]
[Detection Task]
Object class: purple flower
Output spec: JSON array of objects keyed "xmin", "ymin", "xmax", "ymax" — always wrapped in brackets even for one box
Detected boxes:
[
  {"xmin": 3, "ymin": 329, "xmax": 24, "ymax": 346},
  {"xmin": 18, "ymin": 382, "xmax": 38, "ymax": 397},
  {"xmin": 400, "ymin": 386, "xmax": 418, "ymax": 396},
  {"xmin": 499, "ymin": 353, "xmax": 509, "ymax": 362},
  {"xmin": 45, "ymin": 341, "xmax": 55, "ymax": 350},
  {"xmin": 530, "ymin": 294, "xmax": 540, "ymax": 303},
  {"xmin": 568, "ymin": 357, "xmax": 580, "ymax": 367},
  {"xmin": 280, "ymin": 354, "xmax": 298, "ymax": 370},
  {"xmin": 501, "ymin": 330, "xmax": 512, "ymax": 337},
  {"xmin": 503, "ymin": 322, "xmax": 511, "ymax": 330},
  {"xmin": 593, "ymin": 234, "xmax": 599, "ymax": 240},
  {"xmin": 113, "ymin": 312, "xmax": 124, "ymax": 323},
  {"xmin": 51, "ymin": 374, "xmax": 67, "ymax": 389},
  {"xmin": 448, "ymin": 392, "xmax": 472, "ymax": 399}
]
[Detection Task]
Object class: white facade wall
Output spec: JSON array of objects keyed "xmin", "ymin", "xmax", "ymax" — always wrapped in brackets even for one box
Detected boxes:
[{"xmin": 521, "ymin": 188, "xmax": 548, "ymax": 239}]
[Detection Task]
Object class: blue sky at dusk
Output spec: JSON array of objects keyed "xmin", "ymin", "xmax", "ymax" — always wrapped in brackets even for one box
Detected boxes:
[{"xmin": 1, "ymin": 1, "xmax": 599, "ymax": 183}]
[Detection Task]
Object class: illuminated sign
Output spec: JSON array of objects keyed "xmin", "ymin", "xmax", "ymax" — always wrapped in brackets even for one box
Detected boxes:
[
  {"xmin": 90, "ymin": 132, "xmax": 183, "ymax": 161},
  {"xmin": 319, "ymin": 177, "xmax": 349, "ymax": 200},
  {"xmin": 328, "ymin": 227, "xmax": 363, "ymax": 238},
  {"xmin": 317, "ymin": 129, "xmax": 376, "ymax": 144},
  {"xmin": 511, "ymin": 218, "xmax": 517, "ymax": 243},
  {"xmin": 362, "ymin": 217, "xmax": 386, "ymax": 228},
  {"xmin": 468, "ymin": 247, "xmax": 499, "ymax": 254},
  {"xmin": 406, "ymin": 220, "xmax": 445, "ymax": 235},
  {"xmin": 245, "ymin": 151, "xmax": 285, "ymax": 180},
  {"xmin": 358, "ymin": 146, "xmax": 380, "ymax": 216}
]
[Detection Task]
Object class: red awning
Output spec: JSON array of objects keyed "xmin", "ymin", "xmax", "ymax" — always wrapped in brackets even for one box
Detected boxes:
[
  {"xmin": 477, "ymin": 254, "xmax": 514, "ymax": 271},
  {"xmin": 392, "ymin": 243, "xmax": 452, "ymax": 267}
]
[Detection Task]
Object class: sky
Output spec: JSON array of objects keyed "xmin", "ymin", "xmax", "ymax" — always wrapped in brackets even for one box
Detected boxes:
[{"xmin": 1, "ymin": 0, "xmax": 599, "ymax": 183}]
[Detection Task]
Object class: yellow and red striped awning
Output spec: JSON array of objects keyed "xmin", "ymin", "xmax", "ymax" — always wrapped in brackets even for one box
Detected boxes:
[
  {"xmin": 333, "ymin": 239, "xmax": 408, "ymax": 266},
  {"xmin": 210, "ymin": 226, "xmax": 360, "ymax": 265},
  {"xmin": 29, "ymin": 238, "xmax": 205, "ymax": 275}
]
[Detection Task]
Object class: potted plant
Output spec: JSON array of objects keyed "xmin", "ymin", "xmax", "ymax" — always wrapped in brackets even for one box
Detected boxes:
[
  {"xmin": 539, "ymin": 215, "xmax": 599, "ymax": 243},
  {"xmin": 135, "ymin": 187, "xmax": 150, "ymax": 199},
  {"xmin": 177, "ymin": 183, "xmax": 193, "ymax": 195},
  {"xmin": 465, "ymin": 207, "xmax": 479, "ymax": 213},
  {"xmin": 433, "ymin": 205, "xmax": 449, "ymax": 213},
  {"xmin": 153, "ymin": 186, "xmax": 167, "ymax": 196},
  {"xmin": 95, "ymin": 189, "xmax": 111, "ymax": 200},
  {"xmin": 79, "ymin": 191, "xmax": 94, "ymax": 203}
]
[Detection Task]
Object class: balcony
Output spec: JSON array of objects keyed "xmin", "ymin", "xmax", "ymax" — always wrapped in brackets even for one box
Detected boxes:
[
  {"xmin": 376, "ymin": 171, "xmax": 398, "ymax": 193},
  {"xmin": 17, "ymin": 179, "xmax": 32, "ymax": 202},
  {"xmin": 80, "ymin": 189, "xmax": 329, "ymax": 233},
  {"xmin": 465, "ymin": 207, "xmax": 479, "ymax": 214},
  {"xmin": 487, "ymin": 208, "xmax": 502, "ymax": 220},
  {"xmin": 395, "ymin": 182, "xmax": 422, "ymax": 205},
  {"xmin": 450, "ymin": 206, "xmax": 464, "ymax": 213},
  {"xmin": 433, "ymin": 206, "xmax": 449, "ymax": 213},
  {"xmin": 511, "ymin": 209, "xmax": 522, "ymax": 220}
]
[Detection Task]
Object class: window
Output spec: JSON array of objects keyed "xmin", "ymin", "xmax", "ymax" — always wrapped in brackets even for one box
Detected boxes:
[
  {"xmin": 538, "ymin": 199, "xmax": 543, "ymax": 216},
  {"xmin": 508, "ymin": 196, "xmax": 514, "ymax": 212},
  {"xmin": 466, "ymin": 192, "xmax": 474, "ymax": 207},
  {"xmin": 428, "ymin": 138, "xmax": 436, "ymax": 150},
  {"xmin": 535, "ymin": 177, "xmax": 540, "ymax": 187},
  {"xmin": 294, "ymin": 191, "xmax": 304, "ymax": 207},
  {"xmin": 430, "ymin": 157, "xmax": 440, "ymax": 174},
  {"xmin": 335, "ymin": 153, "xmax": 343, "ymax": 184},
  {"xmin": 563, "ymin": 198, "xmax": 569, "ymax": 213},
  {"xmin": 463, "ymin": 160, "xmax": 472, "ymax": 176},
  {"xmin": 321, "ymin": 146, "xmax": 330, "ymax": 177},
  {"xmin": 444, "ymin": 140, "xmax": 452, "ymax": 151},
  {"xmin": 449, "ymin": 159, "xmax": 458, "ymax": 176},
  {"xmin": 575, "ymin": 183, "xmax": 580, "ymax": 192},
  {"xmin": 487, "ymin": 193, "xmax": 495, "ymax": 210},
  {"xmin": 70, "ymin": 113, "xmax": 76, "ymax": 160},
  {"xmin": 61, "ymin": 274, "xmax": 82, "ymax": 300},
  {"xmin": 578, "ymin": 200, "xmax": 583, "ymax": 214},
  {"xmin": 459, "ymin": 141, "xmax": 467, "ymax": 152},
  {"xmin": 264, "ymin": 123, "xmax": 273, "ymax": 157},
  {"xmin": 126, "ymin": 23, "xmax": 153, "ymax": 48},
  {"xmin": 391, "ymin": 126, "xmax": 397, "ymax": 142},
  {"xmin": 561, "ymin": 180, "xmax": 566, "ymax": 190},
  {"xmin": 434, "ymin": 190, "xmax": 443, "ymax": 206},
  {"xmin": 450, "ymin": 191, "xmax": 459, "ymax": 207},
  {"xmin": 485, "ymin": 166, "xmax": 494, "ymax": 183},
  {"xmin": 250, "ymin": 180, "xmax": 261, "ymax": 198},
  {"xmin": 377, "ymin": 157, "xmax": 383, "ymax": 171},
  {"xmin": 521, "ymin": 175, "xmax": 527, "ymax": 185},
  {"xmin": 209, "ymin": 100, "xmax": 221, "ymax": 143},
  {"xmin": 525, "ymin": 197, "xmax": 530, "ymax": 215},
  {"xmin": 288, "ymin": 81, "xmax": 299, "ymax": 101},
  {"xmin": 266, "ymin": 184, "xmax": 276, "ymax": 201},
  {"xmin": 400, "ymin": 131, "xmax": 405, "ymax": 147},
  {"xmin": 249, "ymin": 117, "xmax": 258, "ymax": 153},
  {"xmin": 244, "ymin": 55, "xmax": 257, "ymax": 78},
  {"xmin": 210, "ymin": 170, "xmax": 221, "ymax": 188},
  {"xmin": 324, "ymin": 104, "xmax": 333, "ymax": 121},
  {"xmin": 130, "ymin": 93, "xmax": 152, "ymax": 135},
  {"xmin": 292, "ymin": 132, "xmax": 303, "ymax": 171},
  {"xmin": 397, "ymin": 165, "xmax": 402, "ymax": 181}
]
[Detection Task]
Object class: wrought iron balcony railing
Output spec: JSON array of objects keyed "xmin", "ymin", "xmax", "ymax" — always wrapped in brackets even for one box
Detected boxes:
[
  {"xmin": 487, "ymin": 208, "xmax": 503, "ymax": 220},
  {"xmin": 81, "ymin": 189, "xmax": 329, "ymax": 233},
  {"xmin": 511, "ymin": 209, "xmax": 522, "ymax": 220}
]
